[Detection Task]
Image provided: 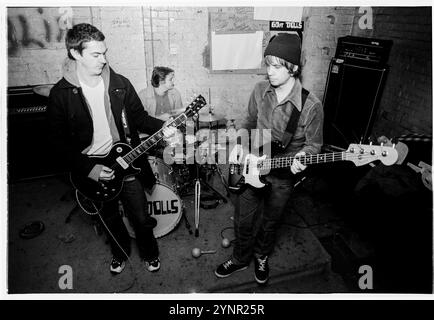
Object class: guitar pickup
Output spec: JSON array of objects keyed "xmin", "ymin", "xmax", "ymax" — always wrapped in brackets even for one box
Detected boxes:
[{"xmin": 116, "ymin": 157, "xmax": 129, "ymax": 169}]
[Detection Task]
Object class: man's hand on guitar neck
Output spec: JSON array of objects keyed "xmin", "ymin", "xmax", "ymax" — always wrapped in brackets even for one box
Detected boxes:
[
  {"xmin": 290, "ymin": 151, "xmax": 307, "ymax": 174},
  {"xmin": 162, "ymin": 118, "xmax": 178, "ymax": 143}
]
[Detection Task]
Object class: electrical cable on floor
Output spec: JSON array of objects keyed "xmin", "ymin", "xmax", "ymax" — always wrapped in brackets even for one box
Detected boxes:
[
  {"xmin": 281, "ymin": 210, "xmax": 343, "ymax": 229},
  {"xmin": 219, "ymin": 212, "xmax": 343, "ymax": 238},
  {"xmin": 220, "ymin": 226, "xmax": 235, "ymax": 245},
  {"xmin": 75, "ymin": 189, "xmax": 138, "ymax": 293}
]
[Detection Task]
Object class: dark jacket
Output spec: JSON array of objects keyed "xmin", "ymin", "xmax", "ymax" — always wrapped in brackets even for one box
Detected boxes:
[{"xmin": 47, "ymin": 58, "xmax": 164, "ymax": 189}]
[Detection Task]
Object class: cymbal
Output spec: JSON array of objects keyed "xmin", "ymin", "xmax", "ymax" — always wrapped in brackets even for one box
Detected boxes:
[
  {"xmin": 155, "ymin": 108, "xmax": 186, "ymax": 121},
  {"xmin": 168, "ymin": 107, "xmax": 186, "ymax": 116},
  {"xmin": 33, "ymin": 84, "xmax": 54, "ymax": 97},
  {"xmin": 198, "ymin": 105, "xmax": 215, "ymax": 115},
  {"xmin": 198, "ymin": 106, "xmax": 226, "ymax": 122},
  {"xmin": 198, "ymin": 113, "xmax": 226, "ymax": 122}
]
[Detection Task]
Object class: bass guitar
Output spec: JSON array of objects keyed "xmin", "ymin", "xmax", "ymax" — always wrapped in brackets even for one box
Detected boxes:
[
  {"xmin": 71, "ymin": 95, "xmax": 206, "ymax": 202},
  {"xmin": 228, "ymin": 143, "xmax": 399, "ymax": 192}
]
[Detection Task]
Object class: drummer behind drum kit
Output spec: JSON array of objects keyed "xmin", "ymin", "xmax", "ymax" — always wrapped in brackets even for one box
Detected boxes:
[{"xmin": 137, "ymin": 103, "xmax": 231, "ymax": 238}]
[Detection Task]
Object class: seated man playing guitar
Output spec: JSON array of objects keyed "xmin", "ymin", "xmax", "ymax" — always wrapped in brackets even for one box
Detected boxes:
[
  {"xmin": 214, "ymin": 33, "xmax": 324, "ymax": 284},
  {"xmin": 47, "ymin": 23, "xmax": 177, "ymax": 275}
]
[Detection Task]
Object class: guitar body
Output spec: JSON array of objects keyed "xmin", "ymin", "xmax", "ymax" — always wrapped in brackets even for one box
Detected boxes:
[
  {"xmin": 228, "ymin": 164, "xmax": 246, "ymax": 194},
  {"xmin": 243, "ymin": 154, "xmax": 267, "ymax": 189},
  {"xmin": 70, "ymin": 142, "xmax": 140, "ymax": 202},
  {"xmin": 227, "ymin": 141, "xmax": 281, "ymax": 194},
  {"xmin": 69, "ymin": 95, "xmax": 207, "ymax": 206},
  {"xmin": 228, "ymin": 154, "xmax": 270, "ymax": 194}
]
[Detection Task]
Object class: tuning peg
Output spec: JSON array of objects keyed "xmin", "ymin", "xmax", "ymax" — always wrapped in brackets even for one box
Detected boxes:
[
  {"xmin": 380, "ymin": 142, "xmax": 384, "ymax": 146},
  {"xmin": 392, "ymin": 143, "xmax": 396, "ymax": 148}
]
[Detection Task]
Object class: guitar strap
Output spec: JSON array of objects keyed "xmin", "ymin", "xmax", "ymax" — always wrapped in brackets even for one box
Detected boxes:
[
  {"xmin": 280, "ymin": 87, "xmax": 309, "ymax": 148},
  {"xmin": 121, "ymin": 109, "xmax": 131, "ymax": 143}
]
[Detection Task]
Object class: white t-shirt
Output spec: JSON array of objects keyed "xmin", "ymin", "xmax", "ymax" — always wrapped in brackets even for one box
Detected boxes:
[{"xmin": 79, "ymin": 78, "xmax": 113, "ymax": 155}]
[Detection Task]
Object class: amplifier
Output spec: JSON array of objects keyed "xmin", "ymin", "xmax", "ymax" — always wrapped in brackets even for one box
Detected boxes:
[
  {"xmin": 335, "ymin": 36, "xmax": 393, "ymax": 66},
  {"xmin": 8, "ymin": 85, "xmax": 67, "ymax": 181},
  {"xmin": 322, "ymin": 58, "xmax": 389, "ymax": 148}
]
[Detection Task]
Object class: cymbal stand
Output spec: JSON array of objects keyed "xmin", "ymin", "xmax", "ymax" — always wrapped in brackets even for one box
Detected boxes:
[
  {"xmin": 192, "ymin": 115, "xmax": 228, "ymax": 237},
  {"xmin": 194, "ymin": 168, "xmax": 201, "ymax": 237}
]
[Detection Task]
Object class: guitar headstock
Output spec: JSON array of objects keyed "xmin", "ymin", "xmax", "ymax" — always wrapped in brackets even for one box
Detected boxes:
[
  {"xmin": 346, "ymin": 143, "xmax": 399, "ymax": 166},
  {"xmin": 184, "ymin": 95, "xmax": 207, "ymax": 117}
]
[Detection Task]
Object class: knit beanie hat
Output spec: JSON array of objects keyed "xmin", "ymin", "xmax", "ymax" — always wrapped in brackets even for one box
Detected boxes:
[{"xmin": 264, "ymin": 33, "xmax": 301, "ymax": 66}]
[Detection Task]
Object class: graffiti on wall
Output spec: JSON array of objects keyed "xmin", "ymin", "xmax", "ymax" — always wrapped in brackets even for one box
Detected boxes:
[{"xmin": 8, "ymin": 7, "xmax": 73, "ymax": 56}]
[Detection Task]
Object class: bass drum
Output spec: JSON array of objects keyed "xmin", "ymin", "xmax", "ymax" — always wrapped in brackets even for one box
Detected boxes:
[
  {"xmin": 120, "ymin": 183, "xmax": 183, "ymax": 239},
  {"xmin": 145, "ymin": 183, "xmax": 183, "ymax": 238}
]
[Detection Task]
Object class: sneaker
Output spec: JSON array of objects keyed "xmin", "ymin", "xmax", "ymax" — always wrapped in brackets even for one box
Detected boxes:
[
  {"xmin": 145, "ymin": 257, "xmax": 160, "ymax": 272},
  {"xmin": 254, "ymin": 255, "xmax": 269, "ymax": 284},
  {"xmin": 215, "ymin": 259, "xmax": 248, "ymax": 278},
  {"xmin": 110, "ymin": 257, "xmax": 126, "ymax": 275}
]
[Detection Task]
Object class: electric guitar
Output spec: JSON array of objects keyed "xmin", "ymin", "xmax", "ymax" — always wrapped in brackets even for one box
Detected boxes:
[
  {"xmin": 71, "ymin": 95, "xmax": 207, "ymax": 202},
  {"xmin": 228, "ymin": 143, "xmax": 399, "ymax": 192}
]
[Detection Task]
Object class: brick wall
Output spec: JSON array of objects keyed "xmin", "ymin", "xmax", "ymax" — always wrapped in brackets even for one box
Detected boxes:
[
  {"xmin": 7, "ymin": 6, "xmax": 355, "ymax": 120},
  {"xmin": 352, "ymin": 7, "xmax": 432, "ymax": 138},
  {"xmin": 7, "ymin": 6, "xmax": 431, "ymax": 138},
  {"xmin": 302, "ymin": 7, "xmax": 355, "ymax": 101},
  {"xmin": 7, "ymin": 7, "xmax": 148, "ymax": 92}
]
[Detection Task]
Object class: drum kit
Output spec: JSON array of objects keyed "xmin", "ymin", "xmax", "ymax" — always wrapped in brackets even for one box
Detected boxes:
[
  {"xmin": 131, "ymin": 104, "xmax": 232, "ymax": 238},
  {"xmin": 33, "ymin": 84, "xmax": 232, "ymax": 239}
]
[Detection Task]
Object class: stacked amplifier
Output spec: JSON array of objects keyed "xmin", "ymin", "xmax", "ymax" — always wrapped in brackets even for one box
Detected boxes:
[{"xmin": 322, "ymin": 36, "xmax": 393, "ymax": 148}]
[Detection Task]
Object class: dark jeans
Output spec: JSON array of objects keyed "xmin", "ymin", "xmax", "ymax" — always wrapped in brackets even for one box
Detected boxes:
[
  {"xmin": 99, "ymin": 178, "xmax": 159, "ymax": 262},
  {"xmin": 232, "ymin": 173, "xmax": 294, "ymax": 265}
]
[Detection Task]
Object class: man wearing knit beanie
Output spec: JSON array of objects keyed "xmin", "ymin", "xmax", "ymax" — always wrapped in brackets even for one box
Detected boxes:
[
  {"xmin": 264, "ymin": 33, "xmax": 301, "ymax": 67},
  {"xmin": 215, "ymin": 33, "xmax": 324, "ymax": 285}
]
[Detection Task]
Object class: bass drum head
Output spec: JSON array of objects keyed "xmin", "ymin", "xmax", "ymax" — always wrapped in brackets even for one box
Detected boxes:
[{"xmin": 145, "ymin": 183, "xmax": 183, "ymax": 238}]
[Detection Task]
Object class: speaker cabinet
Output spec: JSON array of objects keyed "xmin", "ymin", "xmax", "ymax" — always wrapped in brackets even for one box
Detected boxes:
[
  {"xmin": 7, "ymin": 86, "xmax": 67, "ymax": 181},
  {"xmin": 322, "ymin": 58, "xmax": 389, "ymax": 149}
]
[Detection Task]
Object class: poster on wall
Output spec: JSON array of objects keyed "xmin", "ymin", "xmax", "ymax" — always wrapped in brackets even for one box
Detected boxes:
[{"xmin": 211, "ymin": 31, "xmax": 263, "ymax": 70}]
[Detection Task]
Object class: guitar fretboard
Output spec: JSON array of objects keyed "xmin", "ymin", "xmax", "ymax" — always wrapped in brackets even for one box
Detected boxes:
[
  {"xmin": 123, "ymin": 114, "xmax": 187, "ymax": 164},
  {"xmin": 259, "ymin": 152, "xmax": 346, "ymax": 171}
]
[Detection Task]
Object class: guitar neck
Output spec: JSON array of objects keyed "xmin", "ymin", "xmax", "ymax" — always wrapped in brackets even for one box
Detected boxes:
[
  {"xmin": 261, "ymin": 152, "xmax": 347, "ymax": 170},
  {"xmin": 122, "ymin": 114, "xmax": 187, "ymax": 164}
]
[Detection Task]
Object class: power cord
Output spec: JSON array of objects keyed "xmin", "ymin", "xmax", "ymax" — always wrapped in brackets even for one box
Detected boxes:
[
  {"xmin": 220, "ymin": 226, "xmax": 235, "ymax": 245},
  {"xmin": 75, "ymin": 189, "xmax": 138, "ymax": 293},
  {"xmin": 281, "ymin": 210, "xmax": 343, "ymax": 229}
]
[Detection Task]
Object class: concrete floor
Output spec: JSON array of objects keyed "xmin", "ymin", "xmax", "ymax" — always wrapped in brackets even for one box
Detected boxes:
[{"xmin": 8, "ymin": 163, "xmax": 430, "ymax": 294}]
